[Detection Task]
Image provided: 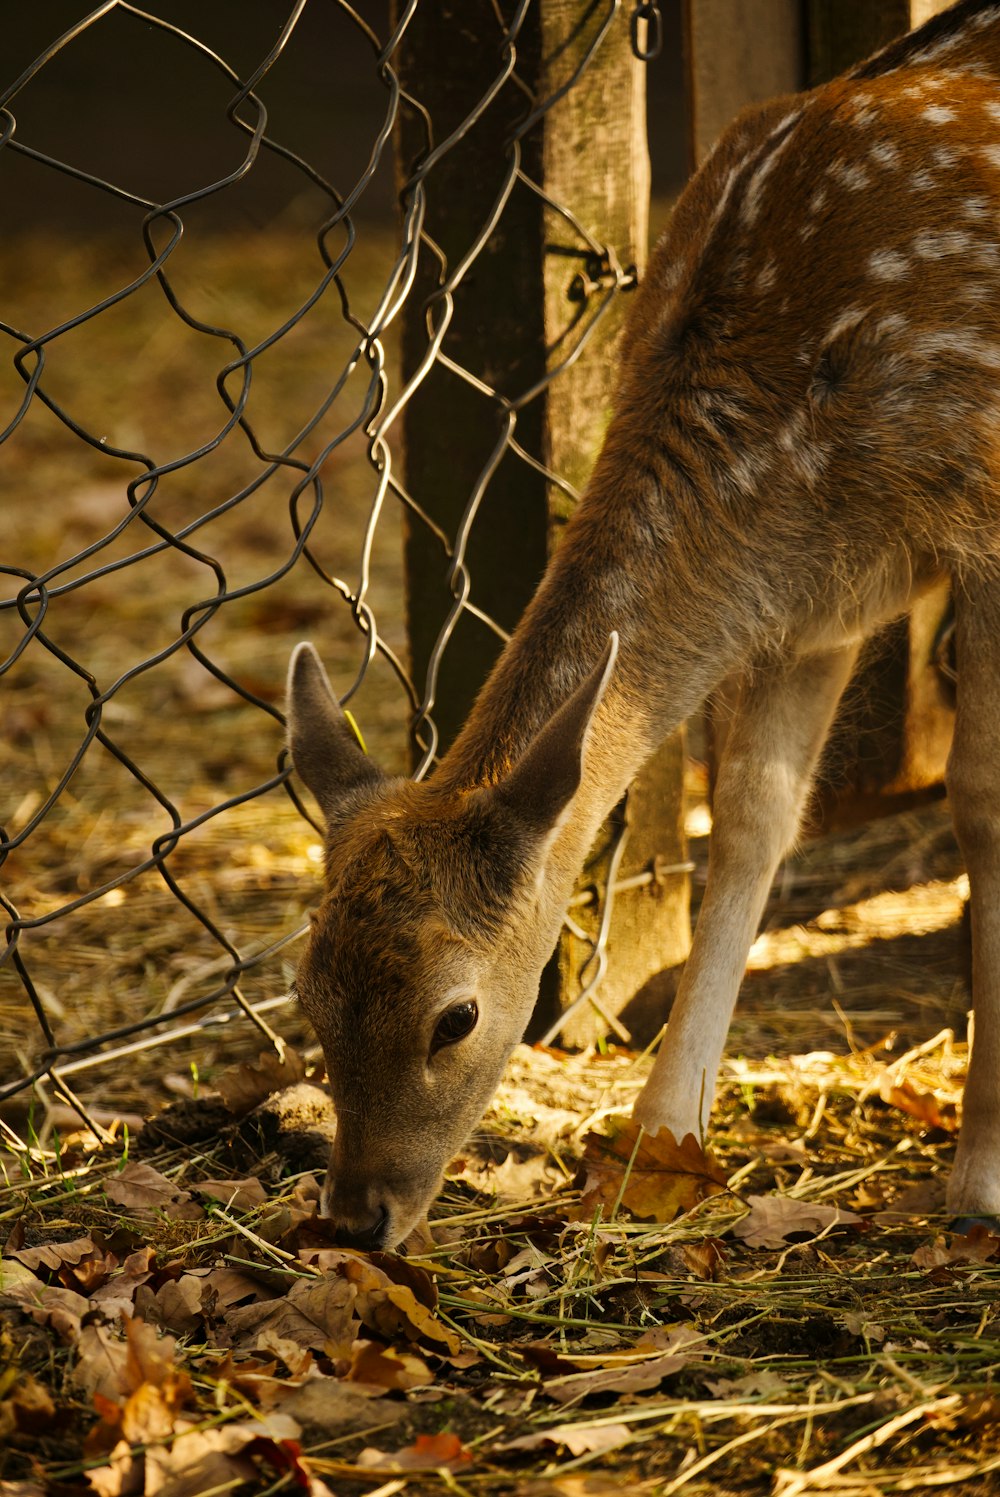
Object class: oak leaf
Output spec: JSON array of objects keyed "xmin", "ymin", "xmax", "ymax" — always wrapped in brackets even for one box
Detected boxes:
[
  {"xmin": 576, "ymin": 1119, "xmax": 728, "ymax": 1223},
  {"xmin": 192, "ymin": 1175, "xmax": 268, "ymax": 1212},
  {"xmin": 334, "ymin": 1253, "xmax": 461, "ymax": 1354},
  {"xmin": 1, "ymin": 1280, "xmax": 89, "ymax": 1342},
  {"xmin": 357, "ymin": 1431, "xmax": 473, "ymax": 1472},
  {"xmin": 224, "ymin": 1272, "xmax": 358, "ymax": 1356},
  {"xmin": 732, "ymin": 1195, "xmax": 862, "ymax": 1249},
  {"xmin": 135, "ymin": 1273, "xmax": 205, "ymax": 1335},
  {"xmin": 10, "ymin": 1235, "xmax": 104, "ymax": 1281},
  {"xmin": 0, "ymin": 1371, "xmax": 55, "ymax": 1438},
  {"xmin": 705, "ymin": 1369, "xmax": 790, "ymax": 1400},
  {"xmin": 73, "ymin": 1323, "xmax": 132, "ymax": 1401},
  {"xmin": 500, "ymin": 1422, "xmax": 632, "ymax": 1457},
  {"xmin": 347, "ymin": 1338, "xmax": 431, "ymax": 1391},
  {"xmin": 880, "ymin": 1077, "xmax": 959, "ymax": 1133},
  {"xmin": 215, "ymin": 1047, "xmax": 306, "ymax": 1115},
  {"xmin": 522, "ymin": 1325, "xmax": 701, "ymax": 1403},
  {"xmin": 911, "ymin": 1227, "xmax": 1000, "ymax": 1268},
  {"xmin": 104, "ymin": 1163, "xmax": 203, "ymax": 1221}
]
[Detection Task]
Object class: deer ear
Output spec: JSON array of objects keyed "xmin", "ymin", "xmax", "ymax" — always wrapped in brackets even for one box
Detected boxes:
[
  {"xmin": 286, "ymin": 643, "xmax": 385, "ymax": 822},
  {"xmin": 496, "ymin": 633, "xmax": 618, "ymax": 838}
]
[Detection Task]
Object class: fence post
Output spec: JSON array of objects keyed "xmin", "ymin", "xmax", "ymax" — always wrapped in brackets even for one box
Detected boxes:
[{"xmin": 394, "ymin": 3, "xmax": 690, "ymax": 1045}]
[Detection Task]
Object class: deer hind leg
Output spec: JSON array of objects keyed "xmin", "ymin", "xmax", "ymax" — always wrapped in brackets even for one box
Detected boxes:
[
  {"xmin": 633, "ymin": 641, "xmax": 860, "ymax": 1143},
  {"xmin": 945, "ymin": 574, "xmax": 1000, "ymax": 1222}
]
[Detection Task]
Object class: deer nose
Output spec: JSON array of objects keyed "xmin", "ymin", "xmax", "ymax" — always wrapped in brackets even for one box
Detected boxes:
[{"xmin": 332, "ymin": 1203, "xmax": 390, "ymax": 1252}]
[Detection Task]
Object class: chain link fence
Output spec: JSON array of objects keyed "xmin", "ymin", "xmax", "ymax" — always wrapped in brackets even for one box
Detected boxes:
[{"xmin": 0, "ymin": 0, "xmax": 669, "ymax": 1148}]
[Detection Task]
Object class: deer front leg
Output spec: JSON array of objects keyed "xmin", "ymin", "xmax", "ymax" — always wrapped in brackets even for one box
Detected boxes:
[
  {"xmin": 946, "ymin": 575, "xmax": 1000, "ymax": 1222},
  {"xmin": 634, "ymin": 642, "xmax": 859, "ymax": 1142}
]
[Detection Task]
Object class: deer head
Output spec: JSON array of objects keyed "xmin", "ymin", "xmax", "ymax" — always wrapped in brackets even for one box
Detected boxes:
[{"xmin": 285, "ymin": 637, "xmax": 617, "ymax": 1249}]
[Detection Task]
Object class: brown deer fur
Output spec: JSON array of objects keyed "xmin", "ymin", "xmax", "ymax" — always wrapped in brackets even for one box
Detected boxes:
[{"xmin": 288, "ymin": 0, "xmax": 1000, "ymax": 1249}]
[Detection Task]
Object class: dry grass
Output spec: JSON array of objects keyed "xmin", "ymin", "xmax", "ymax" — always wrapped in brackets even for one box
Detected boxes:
[{"xmin": 1, "ymin": 1008, "xmax": 998, "ymax": 1495}]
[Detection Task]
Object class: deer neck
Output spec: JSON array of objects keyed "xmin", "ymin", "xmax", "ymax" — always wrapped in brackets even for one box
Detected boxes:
[{"xmin": 434, "ymin": 460, "xmax": 725, "ymax": 877}]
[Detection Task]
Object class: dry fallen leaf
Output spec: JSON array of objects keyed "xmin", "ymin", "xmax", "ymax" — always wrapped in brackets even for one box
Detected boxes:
[
  {"xmin": 224, "ymin": 1272, "xmax": 357, "ymax": 1356},
  {"xmin": 879, "ymin": 1077, "xmax": 959, "ymax": 1133},
  {"xmin": 87, "ymin": 1411, "xmax": 321, "ymax": 1497},
  {"xmin": 258, "ymin": 1375, "xmax": 405, "ymax": 1433},
  {"xmin": 104, "ymin": 1162, "xmax": 204, "ymax": 1222},
  {"xmin": 0, "ymin": 1371, "xmax": 56, "ymax": 1440},
  {"xmin": 73, "ymin": 1324, "xmax": 132, "ymax": 1402},
  {"xmin": 347, "ymin": 1338, "xmax": 431, "ymax": 1391},
  {"xmin": 576, "ymin": 1119, "xmax": 728, "ymax": 1223},
  {"xmin": 911, "ymin": 1227, "xmax": 1000, "ymax": 1269},
  {"xmin": 357, "ymin": 1431, "xmax": 473, "ymax": 1472},
  {"xmin": 705, "ymin": 1369, "xmax": 790, "ymax": 1400},
  {"xmin": 500, "ymin": 1422, "xmax": 633, "ymax": 1457},
  {"xmin": 84, "ymin": 1318, "xmax": 194, "ymax": 1462},
  {"xmin": 732, "ymin": 1195, "xmax": 863, "ymax": 1249},
  {"xmin": 192, "ymin": 1175, "xmax": 269, "ymax": 1212},
  {"xmin": 330, "ymin": 1253, "xmax": 461, "ymax": 1355},
  {"xmin": 540, "ymin": 1327, "xmax": 702, "ymax": 1405},
  {"xmin": 135, "ymin": 1273, "xmax": 206, "ymax": 1335},
  {"xmin": 10, "ymin": 1235, "xmax": 104, "ymax": 1280},
  {"xmin": 215, "ymin": 1047, "xmax": 307, "ymax": 1116},
  {"xmin": 1, "ymin": 1280, "xmax": 90, "ymax": 1343}
]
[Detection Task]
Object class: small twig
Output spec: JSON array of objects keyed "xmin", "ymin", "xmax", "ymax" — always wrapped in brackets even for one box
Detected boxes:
[{"xmin": 773, "ymin": 1395, "xmax": 962, "ymax": 1496}]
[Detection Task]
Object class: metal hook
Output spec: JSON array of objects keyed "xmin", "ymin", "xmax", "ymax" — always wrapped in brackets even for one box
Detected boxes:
[{"xmin": 630, "ymin": 1, "xmax": 663, "ymax": 62}]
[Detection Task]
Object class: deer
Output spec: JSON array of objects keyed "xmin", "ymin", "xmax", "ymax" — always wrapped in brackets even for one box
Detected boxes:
[{"xmin": 286, "ymin": 0, "xmax": 1000, "ymax": 1250}]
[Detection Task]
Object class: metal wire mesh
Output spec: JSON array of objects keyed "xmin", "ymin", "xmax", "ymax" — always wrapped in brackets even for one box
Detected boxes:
[{"xmin": 0, "ymin": 0, "xmax": 662, "ymax": 1143}]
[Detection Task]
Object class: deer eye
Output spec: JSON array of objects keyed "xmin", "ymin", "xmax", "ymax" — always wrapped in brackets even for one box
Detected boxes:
[{"xmin": 431, "ymin": 999, "xmax": 479, "ymax": 1055}]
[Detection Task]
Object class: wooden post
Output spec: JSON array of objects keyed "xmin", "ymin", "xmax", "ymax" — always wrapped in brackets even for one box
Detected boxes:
[
  {"xmin": 536, "ymin": 1, "xmax": 689, "ymax": 1046},
  {"xmin": 393, "ymin": 1, "xmax": 549, "ymax": 755},
  {"xmin": 394, "ymin": 3, "xmax": 690, "ymax": 1046},
  {"xmin": 683, "ymin": 0, "xmax": 804, "ymax": 171}
]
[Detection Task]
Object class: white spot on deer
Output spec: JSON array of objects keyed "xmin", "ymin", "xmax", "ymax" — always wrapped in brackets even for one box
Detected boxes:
[
  {"xmin": 868, "ymin": 249, "xmax": 910, "ymax": 281},
  {"xmin": 962, "ymin": 197, "xmax": 989, "ymax": 220},
  {"xmin": 985, "ymin": 100, "xmax": 1000, "ymax": 125},
  {"xmin": 980, "ymin": 144, "xmax": 1000, "ymax": 171},
  {"xmin": 931, "ymin": 146, "xmax": 958, "ymax": 171},
  {"xmin": 828, "ymin": 160, "xmax": 871, "ymax": 192},
  {"xmin": 659, "ymin": 247, "xmax": 685, "ymax": 285},
  {"xmin": 824, "ymin": 307, "xmax": 868, "ymax": 344},
  {"xmin": 851, "ymin": 94, "xmax": 879, "ymax": 129},
  {"xmin": 741, "ymin": 128, "xmax": 797, "ymax": 225},
  {"xmin": 770, "ymin": 109, "xmax": 801, "ymax": 137},
  {"xmin": 912, "ymin": 27, "xmax": 971, "ymax": 63},
  {"xmin": 923, "ymin": 104, "xmax": 957, "ymax": 125},
  {"xmin": 911, "ymin": 169, "xmax": 938, "ymax": 191},
  {"xmin": 755, "ymin": 258, "xmax": 777, "ymax": 293},
  {"xmin": 778, "ymin": 410, "xmax": 827, "ymax": 487},
  {"xmin": 915, "ymin": 330, "xmax": 1000, "ymax": 369},
  {"xmin": 875, "ymin": 313, "xmax": 909, "ymax": 339},
  {"xmin": 799, "ymin": 221, "xmax": 818, "ymax": 242},
  {"xmin": 809, "ymin": 186, "xmax": 828, "ymax": 215},
  {"xmin": 963, "ymin": 283, "xmax": 994, "ymax": 303},
  {"xmin": 912, "ymin": 229, "xmax": 972, "ymax": 259},
  {"xmin": 728, "ymin": 455, "xmax": 760, "ymax": 496},
  {"xmin": 707, "ymin": 165, "xmax": 739, "ymax": 229},
  {"xmin": 869, "ymin": 141, "xmax": 900, "ymax": 170}
]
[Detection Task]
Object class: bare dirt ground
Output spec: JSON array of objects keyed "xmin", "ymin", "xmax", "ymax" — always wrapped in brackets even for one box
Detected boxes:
[{"xmin": 2, "ymin": 231, "xmax": 998, "ymax": 1494}]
